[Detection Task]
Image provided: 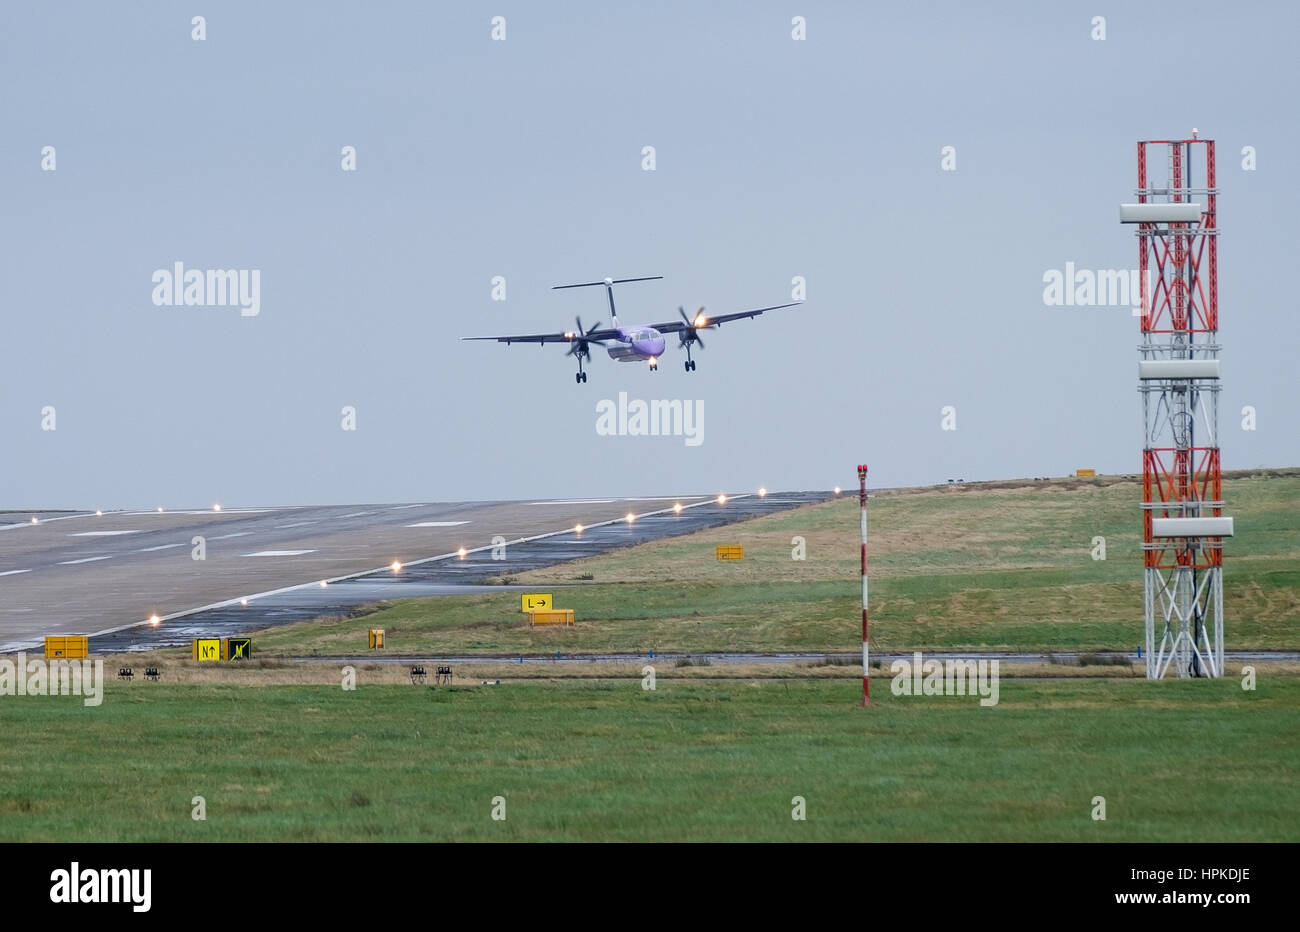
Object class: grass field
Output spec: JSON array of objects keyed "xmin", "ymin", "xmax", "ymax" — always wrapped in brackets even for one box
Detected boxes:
[
  {"xmin": 2, "ymin": 677, "xmax": 1295, "ymax": 842},
  {"xmin": 250, "ymin": 472, "xmax": 1300, "ymax": 656}
]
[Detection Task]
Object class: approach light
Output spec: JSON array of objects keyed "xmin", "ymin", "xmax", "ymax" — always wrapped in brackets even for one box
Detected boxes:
[
  {"xmin": 157, "ymin": 507, "xmax": 164, "ymax": 513},
  {"xmin": 717, "ymin": 494, "xmax": 727, "ymax": 504},
  {"xmin": 574, "ymin": 524, "xmax": 583, "ymax": 534},
  {"xmin": 834, "ymin": 486, "xmax": 842, "ymax": 495},
  {"xmin": 391, "ymin": 561, "xmax": 402, "ymax": 573},
  {"xmin": 30, "ymin": 517, "xmax": 37, "ymax": 524},
  {"xmin": 213, "ymin": 503, "xmax": 221, "ymax": 512},
  {"xmin": 149, "ymin": 615, "xmax": 160, "ymax": 626},
  {"xmin": 673, "ymin": 503, "xmax": 682, "ymax": 513},
  {"xmin": 95, "ymin": 509, "xmax": 103, "ymax": 517},
  {"xmin": 626, "ymin": 512, "xmax": 635, "ymax": 523},
  {"xmin": 320, "ymin": 580, "xmax": 328, "ymax": 588},
  {"xmin": 458, "ymin": 547, "xmax": 467, "ymax": 558},
  {"xmin": 240, "ymin": 598, "xmax": 249, "ymax": 607},
  {"xmin": 758, "ymin": 488, "xmax": 767, "ymax": 497}
]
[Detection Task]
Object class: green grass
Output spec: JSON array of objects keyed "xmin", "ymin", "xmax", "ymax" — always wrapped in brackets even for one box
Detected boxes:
[
  {"xmin": 2, "ymin": 677, "xmax": 1295, "ymax": 841},
  {"xmin": 251, "ymin": 473, "xmax": 1300, "ymax": 655}
]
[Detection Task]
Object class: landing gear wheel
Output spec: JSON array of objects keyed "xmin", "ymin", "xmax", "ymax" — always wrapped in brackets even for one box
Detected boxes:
[{"xmin": 576, "ymin": 371, "xmax": 587, "ymax": 384}]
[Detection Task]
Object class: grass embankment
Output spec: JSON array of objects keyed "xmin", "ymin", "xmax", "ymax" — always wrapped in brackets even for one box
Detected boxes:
[{"xmin": 249, "ymin": 473, "xmax": 1300, "ymax": 656}]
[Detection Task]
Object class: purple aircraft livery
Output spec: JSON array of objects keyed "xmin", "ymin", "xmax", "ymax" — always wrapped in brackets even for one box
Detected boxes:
[{"xmin": 464, "ymin": 276, "xmax": 803, "ymax": 383}]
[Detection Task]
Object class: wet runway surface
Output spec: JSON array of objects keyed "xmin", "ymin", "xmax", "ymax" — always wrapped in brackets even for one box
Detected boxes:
[{"xmin": 0, "ymin": 491, "xmax": 831, "ymax": 653}]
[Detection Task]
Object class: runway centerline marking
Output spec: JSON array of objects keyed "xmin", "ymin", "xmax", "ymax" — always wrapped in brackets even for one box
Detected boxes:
[
  {"xmin": 0, "ymin": 569, "xmax": 33, "ymax": 577},
  {"xmin": 243, "ymin": 550, "xmax": 317, "ymax": 557},
  {"xmin": 406, "ymin": 521, "xmax": 470, "ymax": 527},
  {"xmin": 136, "ymin": 543, "xmax": 186, "ymax": 552},
  {"xmin": 68, "ymin": 530, "xmax": 143, "ymax": 537},
  {"xmin": 211, "ymin": 532, "xmax": 253, "ymax": 540},
  {"xmin": 528, "ymin": 499, "xmax": 615, "ymax": 505},
  {"xmin": 275, "ymin": 521, "xmax": 319, "ymax": 529},
  {"xmin": 58, "ymin": 556, "xmax": 113, "ymax": 565},
  {"xmin": 338, "ymin": 511, "xmax": 375, "ymax": 518}
]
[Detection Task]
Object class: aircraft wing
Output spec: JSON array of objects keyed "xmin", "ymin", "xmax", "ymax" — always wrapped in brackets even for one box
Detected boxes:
[
  {"xmin": 650, "ymin": 302, "xmax": 802, "ymax": 333},
  {"xmin": 462, "ymin": 328, "xmax": 622, "ymax": 346}
]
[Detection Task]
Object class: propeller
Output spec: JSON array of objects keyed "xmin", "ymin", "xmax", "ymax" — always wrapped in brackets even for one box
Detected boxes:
[
  {"xmin": 677, "ymin": 306, "xmax": 707, "ymax": 349},
  {"xmin": 565, "ymin": 316, "xmax": 605, "ymax": 358}
]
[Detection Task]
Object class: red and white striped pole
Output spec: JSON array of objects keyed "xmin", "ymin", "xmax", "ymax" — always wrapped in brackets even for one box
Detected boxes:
[{"xmin": 858, "ymin": 464, "xmax": 870, "ymax": 707}]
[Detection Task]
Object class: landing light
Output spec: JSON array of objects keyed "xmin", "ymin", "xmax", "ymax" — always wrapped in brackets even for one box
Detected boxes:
[
  {"xmin": 717, "ymin": 494, "xmax": 727, "ymax": 504},
  {"xmin": 694, "ymin": 314, "xmax": 707, "ymax": 327},
  {"xmin": 564, "ymin": 332, "xmax": 575, "ymax": 339}
]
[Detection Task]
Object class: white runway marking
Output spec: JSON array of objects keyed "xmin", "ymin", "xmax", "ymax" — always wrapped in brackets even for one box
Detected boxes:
[
  {"xmin": 68, "ymin": 530, "xmax": 142, "ymax": 537},
  {"xmin": 243, "ymin": 550, "xmax": 316, "ymax": 557},
  {"xmin": 137, "ymin": 543, "xmax": 186, "ymax": 552},
  {"xmin": 338, "ymin": 511, "xmax": 375, "ymax": 518},
  {"xmin": 58, "ymin": 556, "xmax": 113, "ymax": 565},
  {"xmin": 211, "ymin": 532, "xmax": 253, "ymax": 540},
  {"xmin": 528, "ymin": 499, "xmax": 615, "ymax": 505},
  {"xmin": 275, "ymin": 521, "xmax": 319, "ymax": 529},
  {"xmin": 406, "ymin": 521, "xmax": 470, "ymax": 527},
  {"xmin": 390, "ymin": 504, "xmax": 428, "ymax": 510},
  {"xmin": 0, "ymin": 569, "xmax": 33, "ymax": 577},
  {"xmin": 622, "ymin": 496, "xmax": 710, "ymax": 501}
]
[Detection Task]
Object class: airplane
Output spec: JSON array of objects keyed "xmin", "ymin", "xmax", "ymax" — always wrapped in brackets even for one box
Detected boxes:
[{"xmin": 463, "ymin": 276, "xmax": 803, "ymax": 383}]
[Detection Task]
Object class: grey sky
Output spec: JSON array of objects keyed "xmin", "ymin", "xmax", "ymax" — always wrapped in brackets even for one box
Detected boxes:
[{"xmin": 3, "ymin": 1, "xmax": 1296, "ymax": 508}]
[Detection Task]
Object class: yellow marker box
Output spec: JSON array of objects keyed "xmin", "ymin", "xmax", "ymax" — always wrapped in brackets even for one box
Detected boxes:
[
  {"xmin": 715, "ymin": 545, "xmax": 744, "ymax": 561},
  {"xmin": 44, "ymin": 636, "xmax": 89, "ymax": 660},
  {"xmin": 528, "ymin": 609, "xmax": 574, "ymax": 627}
]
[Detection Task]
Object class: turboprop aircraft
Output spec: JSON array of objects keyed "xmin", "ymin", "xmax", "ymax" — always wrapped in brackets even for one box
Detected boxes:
[{"xmin": 463, "ymin": 276, "xmax": 802, "ymax": 383}]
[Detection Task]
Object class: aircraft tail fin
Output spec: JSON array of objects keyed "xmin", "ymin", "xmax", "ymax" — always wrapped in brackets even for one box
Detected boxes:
[{"xmin": 552, "ymin": 276, "xmax": 662, "ymax": 331}]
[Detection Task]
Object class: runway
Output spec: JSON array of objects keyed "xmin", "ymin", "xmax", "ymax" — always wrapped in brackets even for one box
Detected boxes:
[{"xmin": 0, "ymin": 492, "xmax": 831, "ymax": 652}]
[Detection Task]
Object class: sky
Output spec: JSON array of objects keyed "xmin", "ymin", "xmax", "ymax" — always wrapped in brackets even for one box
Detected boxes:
[{"xmin": 2, "ymin": 1, "xmax": 1297, "ymax": 508}]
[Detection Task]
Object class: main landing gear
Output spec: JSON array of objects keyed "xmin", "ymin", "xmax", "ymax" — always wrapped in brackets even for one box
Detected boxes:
[
  {"xmin": 683, "ymin": 346, "xmax": 696, "ymax": 372},
  {"xmin": 649, "ymin": 357, "xmax": 658, "ymax": 372},
  {"xmin": 575, "ymin": 369, "xmax": 587, "ymax": 383}
]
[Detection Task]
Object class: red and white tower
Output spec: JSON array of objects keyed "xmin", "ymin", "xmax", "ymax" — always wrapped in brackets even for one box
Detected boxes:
[{"xmin": 1121, "ymin": 135, "xmax": 1234, "ymax": 679}]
